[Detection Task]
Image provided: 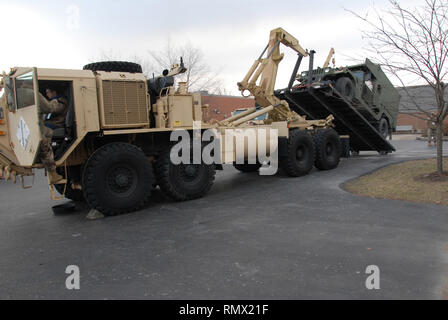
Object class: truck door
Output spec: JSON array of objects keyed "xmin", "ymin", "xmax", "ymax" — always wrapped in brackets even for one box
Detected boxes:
[{"xmin": 7, "ymin": 68, "xmax": 42, "ymax": 167}]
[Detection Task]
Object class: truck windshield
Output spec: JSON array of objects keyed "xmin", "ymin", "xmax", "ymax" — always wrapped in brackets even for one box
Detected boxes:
[
  {"xmin": 15, "ymin": 71, "xmax": 35, "ymax": 109},
  {"xmin": 353, "ymin": 71, "xmax": 364, "ymax": 81}
]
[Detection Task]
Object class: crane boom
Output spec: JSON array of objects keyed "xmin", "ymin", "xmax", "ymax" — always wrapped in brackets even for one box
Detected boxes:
[
  {"xmin": 323, "ymin": 48, "xmax": 335, "ymax": 68},
  {"xmin": 237, "ymin": 28, "xmax": 309, "ymax": 123}
]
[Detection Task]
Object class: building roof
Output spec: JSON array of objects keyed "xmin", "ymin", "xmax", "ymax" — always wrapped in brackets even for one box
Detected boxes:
[{"xmin": 397, "ymin": 85, "xmax": 446, "ymax": 114}]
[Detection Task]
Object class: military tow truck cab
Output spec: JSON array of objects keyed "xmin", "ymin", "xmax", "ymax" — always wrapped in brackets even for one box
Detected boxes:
[
  {"xmin": 0, "ymin": 62, "xmax": 220, "ymax": 214},
  {"xmin": 0, "ymin": 64, "xmax": 206, "ymax": 165}
]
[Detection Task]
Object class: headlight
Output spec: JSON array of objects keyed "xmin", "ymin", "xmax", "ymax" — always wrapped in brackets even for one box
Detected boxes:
[
  {"xmin": 301, "ymin": 71, "xmax": 308, "ymax": 77},
  {"xmin": 324, "ymin": 68, "xmax": 331, "ymax": 73}
]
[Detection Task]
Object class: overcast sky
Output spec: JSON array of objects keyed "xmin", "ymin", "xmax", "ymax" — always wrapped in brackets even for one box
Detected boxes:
[{"xmin": 0, "ymin": 0, "xmax": 424, "ymax": 95}]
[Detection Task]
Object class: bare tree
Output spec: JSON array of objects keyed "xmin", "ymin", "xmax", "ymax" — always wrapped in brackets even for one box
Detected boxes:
[
  {"xmin": 147, "ymin": 41, "xmax": 225, "ymax": 94},
  {"xmin": 350, "ymin": 0, "xmax": 448, "ymax": 175},
  {"xmin": 93, "ymin": 42, "xmax": 226, "ymax": 94}
]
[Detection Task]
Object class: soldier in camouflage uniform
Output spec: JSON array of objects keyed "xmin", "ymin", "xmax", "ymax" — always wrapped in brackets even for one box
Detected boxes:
[{"xmin": 38, "ymin": 87, "xmax": 69, "ymax": 184}]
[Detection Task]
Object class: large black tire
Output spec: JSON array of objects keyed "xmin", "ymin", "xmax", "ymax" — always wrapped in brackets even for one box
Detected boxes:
[
  {"xmin": 82, "ymin": 143, "xmax": 153, "ymax": 216},
  {"xmin": 313, "ymin": 128, "xmax": 341, "ymax": 170},
  {"xmin": 233, "ymin": 162, "xmax": 262, "ymax": 172},
  {"xmin": 154, "ymin": 147, "xmax": 216, "ymax": 201},
  {"xmin": 54, "ymin": 166, "xmax": 84, "ymax": 202},
  {"xmin": 335, "ymin": 77, "xmax": 355, "ymax": 102},
  {"xmin": 280, "ymin": 129, "xmax": 315, "ymax": 177},
  {"xmin": 83, "ymin": 61, "xmax": 143, "ymax": 73},
  {"xmin": 375, "ymin": 117, "xmax": 389, "ymax": 138}
]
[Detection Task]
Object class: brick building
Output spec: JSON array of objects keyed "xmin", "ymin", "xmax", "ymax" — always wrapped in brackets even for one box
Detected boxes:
[{"xmin": 201, "ymin": 92, "xmax": 255, "ymax": 122}]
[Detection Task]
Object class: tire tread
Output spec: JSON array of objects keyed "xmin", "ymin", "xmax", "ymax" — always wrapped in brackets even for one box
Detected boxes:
[
  {"xmin": 280, "ymin": 129, "xmax": 315, "ymax": 177},
  {"xmin": 313, "ymin": 128, "xmax": 341, "ymax": 170},
  {"xmin": 154, "ymin": 148, "xmax": 216, "ymax": 201},
  {"xmin": 83, "ymin": 61, "xmax": 143, "ymax": 73},
  {"xmin": 82, "ymin": 143, "xmax": 152, "ymax": 216}
]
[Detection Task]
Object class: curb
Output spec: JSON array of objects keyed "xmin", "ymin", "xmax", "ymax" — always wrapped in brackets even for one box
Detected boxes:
[{"xmin": 416, "ymin": 136, "xmax": 448, "ymax": 141}]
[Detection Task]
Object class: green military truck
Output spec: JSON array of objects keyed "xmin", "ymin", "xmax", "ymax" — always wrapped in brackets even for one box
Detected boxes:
[
  {"xmin": 296, "ymin": 58, "xmax": 400, "ymax": 138},
  {"xmin": 276, "ymin": 53, "xmax": 401, "ymax": 154}
]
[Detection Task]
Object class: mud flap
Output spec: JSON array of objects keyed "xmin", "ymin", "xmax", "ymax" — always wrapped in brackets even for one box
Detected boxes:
[
  {"xmin": 278, "ymin": 136, "xmax": 288, "ymax": 158},
  {"xmin": 340, "ymin": 135, "xmax": 351, "ymax": 158}
]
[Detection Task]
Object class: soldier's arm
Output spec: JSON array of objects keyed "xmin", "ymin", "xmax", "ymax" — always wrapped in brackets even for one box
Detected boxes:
[{"xmin": 38, "ymin": 93, "xmax": 66, "ymax": 114}]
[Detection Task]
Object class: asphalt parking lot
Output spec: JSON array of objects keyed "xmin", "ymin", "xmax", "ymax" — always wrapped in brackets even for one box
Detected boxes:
[{"xmin": 1, "ymin": 137, "xmax": 448, "ymax": 300}]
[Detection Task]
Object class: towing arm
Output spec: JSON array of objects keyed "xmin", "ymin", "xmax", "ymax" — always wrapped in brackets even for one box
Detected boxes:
[
  {"xmin": 236, "ymin": 28, "xmax": 309, "ymax": 123},
  {"xmin": 323, "ymin": 48, "xmax": 335, "ymax": 68}
]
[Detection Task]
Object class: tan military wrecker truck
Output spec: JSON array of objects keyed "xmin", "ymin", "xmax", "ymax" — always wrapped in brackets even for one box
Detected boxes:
[{"xmin": 0, "ymin": 28, "xmax": 340, "ymax": 216}]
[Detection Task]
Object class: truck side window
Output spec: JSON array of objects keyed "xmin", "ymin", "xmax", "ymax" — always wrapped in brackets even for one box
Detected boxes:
[{"xmin": 15, "ymin": 72, "xmax": 35, "ymax": 109}]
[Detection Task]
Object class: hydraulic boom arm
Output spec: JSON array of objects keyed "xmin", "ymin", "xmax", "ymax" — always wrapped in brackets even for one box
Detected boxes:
[
  {"xmin": 323, "ymin": 48, "xmax": 335, "ymax": 68},
  {"xmin": 237, "ymin": 28, "xmax": 309, "ymax": 122}
]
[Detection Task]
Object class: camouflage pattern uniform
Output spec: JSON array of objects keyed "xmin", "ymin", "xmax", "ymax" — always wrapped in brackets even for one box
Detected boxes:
[{"xmin": 38, "ymin": 93, "xmax": 68, "ymax": 172}]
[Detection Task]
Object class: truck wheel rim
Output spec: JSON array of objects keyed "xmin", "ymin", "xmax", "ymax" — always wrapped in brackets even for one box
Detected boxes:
[
  {"xmin": 296, "ymin": 146, "xmax": 305, "ymax": 161},
  {"xmin": 326, "ymin": 142, "xmax": 334, "ymax": 156},
  {"xmin": 179, "ymin": 164, "xmax": 201, "ymax": 182},
  {"xmin": 344, "ymin": 83, "xmax": 351, "ymax": 95},
  {"xmin": 107, "ymin": 165, "xmax": 138, "ymax": 196}
]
